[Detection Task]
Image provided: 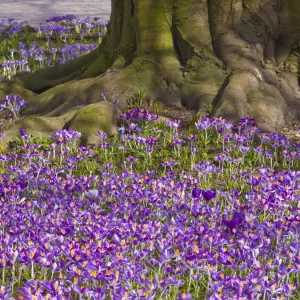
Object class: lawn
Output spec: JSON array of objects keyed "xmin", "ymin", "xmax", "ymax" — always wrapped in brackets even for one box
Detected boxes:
[{"xmin": 0, "ymin": 14, "xmax": 299, "ymax": 300}]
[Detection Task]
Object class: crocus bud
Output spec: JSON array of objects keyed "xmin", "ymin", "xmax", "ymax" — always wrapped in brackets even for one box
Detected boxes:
[
  {"xmin": 202, "ymin": 190, "xmax": 216, "ymax": 201},
  {"xmin": 192, "ymin": 188, "xmax": 202, "ymax": 198}
]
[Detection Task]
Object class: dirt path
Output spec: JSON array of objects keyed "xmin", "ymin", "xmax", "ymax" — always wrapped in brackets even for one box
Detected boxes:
[{"xmin": 0, "ymin": 0, "xmax": 111, "ymax": 25}]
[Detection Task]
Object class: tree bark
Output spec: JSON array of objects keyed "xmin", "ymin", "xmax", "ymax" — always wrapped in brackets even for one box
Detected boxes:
[{"xmin": 1, "ymin": 0, "xmax": 300, "ymax": 145}]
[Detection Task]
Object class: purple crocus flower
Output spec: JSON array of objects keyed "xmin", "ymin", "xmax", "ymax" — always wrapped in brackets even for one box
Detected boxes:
[
  {"xmin": 251, "ymin": 177, "xmax": 260, "ymax": 186},
  {"xmin": 178, "ymin": 293, "xmax": 192, "ymax": 300},
  {"xmin": 20, "ymin": 128, "xmax": 26, "ymax": 136},
  {"xmin": 192, "ymin": 187, "xmax": 202, "ymax": 198},
  {"xmin": 232, "ymin": 189, "xmax": 241, "ymax": 197},
  {"xmin": 223, "ymin": 211, "xmax": 245, "ymax": 231},
  {"xmin": 202, "ymin": 189, "xmax": 216, "ymax": 201}
]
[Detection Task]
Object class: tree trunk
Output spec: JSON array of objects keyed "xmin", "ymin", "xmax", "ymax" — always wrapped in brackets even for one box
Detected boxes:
[{"xmin": 1, "ymin": 0, "xmax": 300, "ymax": 145}]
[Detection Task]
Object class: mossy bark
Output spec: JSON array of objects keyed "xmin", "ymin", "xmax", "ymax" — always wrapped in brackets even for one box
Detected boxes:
[{"xmin": 1, "ymin": 0, "xmax": 300, "ymax": 147}]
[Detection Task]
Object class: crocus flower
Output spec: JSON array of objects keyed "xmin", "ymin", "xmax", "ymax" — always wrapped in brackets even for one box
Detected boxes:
[
  {"xmin": 20, "ymin": 128, "xmax": 26, "ymax": 136},
  {"xmin": 191, "ymin": 187, "xmax": 202, "ymax": 198},
  {"xmin": 178, "ymin": 292, "xmax": 192, "ymax": 300},
  {"xmin": 223, "ymin": 211, "xmax": 245, "ymax": 231},
  {"xmin": 202, "ymin": 189, "xmax": 216, "ymax": 201}
]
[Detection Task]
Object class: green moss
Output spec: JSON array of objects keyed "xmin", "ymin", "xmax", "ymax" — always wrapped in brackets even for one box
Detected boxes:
[
  {"xmin": 79, "ymin": 53, "xmax": 113, "ymax": 79},
  {"xmin": 65, "ymin": 101, "xmax": 119, "ymax": 146},
  {"xmin": 136, "ymin": 0, "xmax": 174, "ymax": 53},
  {"xmin": 283, "ymin": 0, "xmax": 300, "ymax": 31}
]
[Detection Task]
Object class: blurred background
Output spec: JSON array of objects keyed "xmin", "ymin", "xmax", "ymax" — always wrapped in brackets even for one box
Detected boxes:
[{"xmin": 0, "ymin": 0, "xmax": 111, "ymax": 25}]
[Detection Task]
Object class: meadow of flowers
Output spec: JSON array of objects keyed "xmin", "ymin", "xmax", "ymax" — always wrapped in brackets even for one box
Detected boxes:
[{"xmin": 0, "ymin": 14, "xmax": 299, "ymax": 300}]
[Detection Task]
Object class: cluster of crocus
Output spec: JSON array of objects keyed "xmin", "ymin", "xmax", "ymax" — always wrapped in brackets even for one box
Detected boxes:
[
  {"xmin": 120, "ymin": 108, "xmax": 159, "ymax": 122},
  {"xmin": 0, "ymin": 94, "xmax": 28, "ymax": 120},
  {"xmin": 50, "ymin": 129, "xmax": 81, "ymax": 145},
  {"xmin": 0, "ymin": 104, "xmax": 298, "ymax": 299},
  {"xmin": 46, "ymin": 15, "xmax": 78, "ymax": 23},
  {"xmin": 0, "ymin": 15, "xmax": 107, "ymax": 80}
]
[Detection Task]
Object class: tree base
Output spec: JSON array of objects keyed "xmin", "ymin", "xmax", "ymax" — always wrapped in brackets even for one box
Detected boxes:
[{"xmin": 1, "ymin": 0, "xmax": 300, "ymax": 149}]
